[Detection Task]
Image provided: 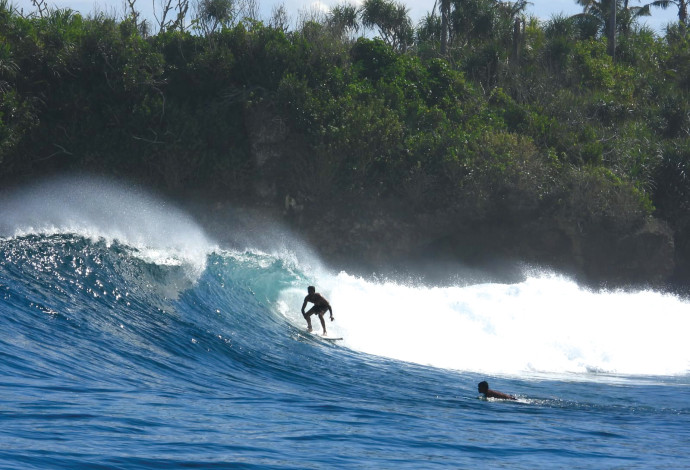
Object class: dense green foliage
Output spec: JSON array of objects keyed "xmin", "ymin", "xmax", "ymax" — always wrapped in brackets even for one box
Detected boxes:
[{"xmin": 1, "ymin": 0, "xmax": 689, "ymax": 285}]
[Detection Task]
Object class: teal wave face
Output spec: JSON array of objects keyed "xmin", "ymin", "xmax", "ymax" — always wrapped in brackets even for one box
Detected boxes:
[
  {"xmin": 0, "ymin": 235, "xmax": 200, "ymax": 383},
  {"xmin": 0, "ymin": 234, "xmax": 323, "ymax": 390}
]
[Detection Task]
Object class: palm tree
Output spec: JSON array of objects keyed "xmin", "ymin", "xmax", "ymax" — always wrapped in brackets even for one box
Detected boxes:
[
  {"xmin": 574, "ymin": 0, "xmax": 652, "ymax": 57},
  {"xmin": 619, "ymin": 0, "xmax": 653, "ymax": 34},
  {"xmin": 649, "ymin": 0, "xmax": 688, "ymax": 25},
  {"xmin": 328, "ymin": 3, "xmax": 360, "ymax": 40},
  {"xmin": 361, "ymin": 0, "xmax": 414, "ymax": 52},
  {"xmin": 576, "ymin": 1, "xmax": 654, "ymax": 32},
  {"xmin": 497, "ymin": 1, "xmax": 529, "ymax": 64},
  {"xmin": 194, "ymin": 0, "xmax": 234, "ymax": 35},
  {"xmin": 440, "ymin": 0, "xmax": 450, "ymax": 55}
]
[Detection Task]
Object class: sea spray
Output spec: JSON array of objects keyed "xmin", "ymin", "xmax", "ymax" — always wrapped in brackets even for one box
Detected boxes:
[
  {"xmin": 0, "ymin": 175, "xmax": 214, "ymax": 279},
  {"xmin": 278, "ymin": 272, "xmax": 690, "ymax": 377}
]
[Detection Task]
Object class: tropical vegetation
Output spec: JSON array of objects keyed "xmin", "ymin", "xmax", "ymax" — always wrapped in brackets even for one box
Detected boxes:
[{"xmin": 1, "ymin": 0, "xmax": 689, "ymax": 289}]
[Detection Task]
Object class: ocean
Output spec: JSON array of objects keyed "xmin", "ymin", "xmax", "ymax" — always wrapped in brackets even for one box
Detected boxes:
[{"xmin": 1, "ymin": 177, "xmax": 689, "ymax": 469}]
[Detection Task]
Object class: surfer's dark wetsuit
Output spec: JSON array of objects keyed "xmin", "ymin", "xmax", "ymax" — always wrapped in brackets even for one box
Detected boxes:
[{"xmin": 301, "ymin": 286, "xmax": 334, "ymax": 335}]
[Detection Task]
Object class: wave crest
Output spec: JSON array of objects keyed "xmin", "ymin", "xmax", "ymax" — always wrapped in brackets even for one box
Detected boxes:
[{"xmin": 0, "ymin": 175, "xmax": 214, "ymax": 277}]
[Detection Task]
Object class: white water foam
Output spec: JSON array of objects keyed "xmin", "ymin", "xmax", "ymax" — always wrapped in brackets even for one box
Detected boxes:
[
  {"xmin": 0, "ymin": 175, "xmax": 214, "ymax": 277},
  {"xmin": 279, "ymin": 271, "xmax": 690, "ymax": 378}
]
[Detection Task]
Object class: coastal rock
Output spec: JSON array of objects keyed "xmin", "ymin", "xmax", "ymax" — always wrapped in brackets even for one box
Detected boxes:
[
  {"xmin": 294, "ymin": 199, "xmax": 677, "ymax": 290},
  {"xmin": 579, "ymin": 217, "xmax": 675, "ymax": 287}
]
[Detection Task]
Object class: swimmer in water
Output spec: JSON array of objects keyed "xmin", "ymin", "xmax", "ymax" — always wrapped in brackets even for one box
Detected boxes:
[{"xmin": 478, "ymin": 381, "xmax": 516, "ymax": 400}]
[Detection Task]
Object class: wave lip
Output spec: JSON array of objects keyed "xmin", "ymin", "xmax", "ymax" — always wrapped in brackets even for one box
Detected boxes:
[{"xmin": 0, "ymin": 175, "xmax": 214, "ymax": 276}]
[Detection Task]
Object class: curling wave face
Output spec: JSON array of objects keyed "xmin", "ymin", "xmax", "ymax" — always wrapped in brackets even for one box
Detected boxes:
[
  {"xmin": 0, "ymin": 175, "xmax": 213, "ymax": 277},
  {"xmin": 2, "ymin": 175, "xmax": 689, "ymax": 381}
]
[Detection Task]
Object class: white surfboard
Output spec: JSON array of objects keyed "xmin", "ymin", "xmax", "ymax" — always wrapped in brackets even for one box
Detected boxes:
[{"xmin": 308, "ymin": 330, "xmax": 343, "ymax": 341}]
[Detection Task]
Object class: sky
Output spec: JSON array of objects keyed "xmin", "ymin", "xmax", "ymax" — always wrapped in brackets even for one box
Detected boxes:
[{"xmin": 9, "ymin": 0, "xmax": 680, "ymax": 33}]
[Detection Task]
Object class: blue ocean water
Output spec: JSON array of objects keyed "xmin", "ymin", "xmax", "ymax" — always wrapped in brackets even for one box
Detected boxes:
[{"xmin": 1, "ymin": 177, "xmax": 689, "ymax": 469}]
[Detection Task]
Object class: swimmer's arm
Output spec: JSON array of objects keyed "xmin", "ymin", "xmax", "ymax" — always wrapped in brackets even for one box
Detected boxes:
[{"xmin": 487, "ymin": 390, "xmax": 516, "ymax": 400}]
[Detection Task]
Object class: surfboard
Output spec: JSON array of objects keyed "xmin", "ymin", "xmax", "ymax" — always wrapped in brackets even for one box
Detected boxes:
[{"xmin": 308, "ymin": 330, "xmax": 343, "ymax": 341}]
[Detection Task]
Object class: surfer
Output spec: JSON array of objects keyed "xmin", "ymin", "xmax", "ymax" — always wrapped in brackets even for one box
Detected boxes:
[
  {"xmin": 478, "ymin": 381, "xmax": 516, "ymax": 400},
  {"xmin": 301, "ymin": 286, "xmax": 334, "ymax": 335}
]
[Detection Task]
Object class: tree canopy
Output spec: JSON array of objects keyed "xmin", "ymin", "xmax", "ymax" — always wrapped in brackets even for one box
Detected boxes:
[{"xmin": 1, "ymin": 0, "xmax": 689, "ymax": 289}]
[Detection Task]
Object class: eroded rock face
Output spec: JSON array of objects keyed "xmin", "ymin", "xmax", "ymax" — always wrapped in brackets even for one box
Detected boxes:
[
  {"xmin": 296, "ymin": 200, "xmax": 677, "ymax": 290},
  {"xmin": 577, "ymin": 218, "xmax": 675, "ymax": 287}
]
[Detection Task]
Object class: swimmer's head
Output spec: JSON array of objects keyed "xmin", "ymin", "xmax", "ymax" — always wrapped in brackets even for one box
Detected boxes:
[
  {"xmin": 308, "ymin": 286, "xmax": 315, "ymax": 294},
  {"xmin": 478, "ymin": 381, "xmax": 489, "ymax": 394}
]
